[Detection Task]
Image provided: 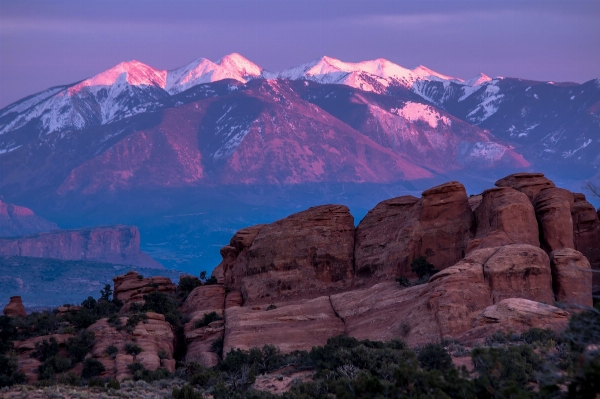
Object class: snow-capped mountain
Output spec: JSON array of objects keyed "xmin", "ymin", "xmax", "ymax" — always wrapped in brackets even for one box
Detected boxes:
[{"xmin": 0, "ymin": 52, "xmax": 597, "ymax": 194}]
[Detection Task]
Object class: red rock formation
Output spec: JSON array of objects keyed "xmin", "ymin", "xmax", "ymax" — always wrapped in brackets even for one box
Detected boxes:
[
  {"xmin": 495, "ymin": 172, "xmax": 556, "ymax": 202},
  {"xmin": 0, "ymin": 225, "xmax": 162, "ymax": 269},
  {"xmin": 571, "ymin": 193, "xmax": 600, "ymax": 295},
  {"xmin": 220, "ymin": 224, "xmax": 266, "ymax": 288},
  {"xmin": 223, "ymin": 296, "xmax": 345, "ymax": 354},
  {"xmin": 3, "ymin": 296, "xmax": 26, "ymax": 318},
  {"xmin": 483, "ymin": 245, "xmax": 554, "ymax": 304},
  {"xmin": 87, "ymin": 312, "xmax": 175, "ymax": 381},
  {"xmin": 229, "ymin": 205, "xmax": 355, "ymax": 304},
  {"xmin": 534, "ymin": 188, "xmax": 575, "ymax": 252},
  {"xmin": 467, "ymin": 187, "xmax": 539, "ymax": 252},
  {"xmin": 457, "ymin": 298, "xmax": 569, "ymax": 344},
  {"xmin": 180, "ymin": 285, "xmax": 226, "ymax": 367},
  {"xmin": 113, "ymin": 271, "xmax": 176, "ymax": 306},
  {"xmin": 0, "ymin": 200, "xmax": 58, "ymax": 237},
  {"xmin": 550, "ymin": 248, "xmax": 593, "ymax": 308},
  {"xmin": 354, "ymin": 181, "xmax": 473, "ymax": 279}
]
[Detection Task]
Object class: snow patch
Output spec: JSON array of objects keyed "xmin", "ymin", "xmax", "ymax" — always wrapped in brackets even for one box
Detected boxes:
[{"xmin": 392, "ymin": 102, "xmax": 451, "ymax": 128}]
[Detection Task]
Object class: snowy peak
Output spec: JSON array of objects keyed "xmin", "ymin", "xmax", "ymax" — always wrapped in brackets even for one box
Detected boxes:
[
  {"xmin": 166, "ymin": 53, "xmax": 262, "ymax": 94},
  {"xmin": 68, "ymin": 60, "xmax": 167, "ymax": 95},
  {"xmin": 464, "ymin": 73, "xmax": 492, "ymax": 87},
  {"xmin": 411, "ymin": 65, "xmax": 463, "ymax": 82}
]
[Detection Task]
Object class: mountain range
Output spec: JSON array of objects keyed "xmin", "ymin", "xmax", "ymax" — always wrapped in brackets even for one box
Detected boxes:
[{"xmin": 0, "ymin": 53, "xmax": 598, "ymax": 272}]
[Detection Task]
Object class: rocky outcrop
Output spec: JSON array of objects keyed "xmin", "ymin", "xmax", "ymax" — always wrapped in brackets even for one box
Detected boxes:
[
  {"xmin": 226, "ymin": 206, "xmax": 355, "ymax": 304},
  {"xmin": 354, "ymin": 181, "xmax": 473, "ymax": 279},
  {"xmin": 223, "ymin": 296, "xmax": 345, "ymax": 354},
  {"xmin": 180, "ymin": 285, "xmax": 226, "ymax": 367},
  {"xmin": 87, "ymin": 312, "xmax": 175, "ymax": 381},
  {"xmin": 550, "ymin": 248, "xmax": 593, "ymax": 308},
  {"xmin": 0, "ymin": 225, "xmax": 162, "ymax": 269},
  {"xmin": 113, "ymin": 271, "xmax": 176, "ymax": 306},
  {"xmin": 457, "ymin": 299, "xmax": 569, "ymax": 343},
  {"xmin": 218, "ymin": 224, "xmax": 266, "ymax": 288},
  {"xmin": 495, "ymin": 172, "xmax": 556, "ymax": 202},
  {"xmin": 467, "ymin": 187, "xmax": 539, "ymax": 252},
  {"xmin": 0, "ymin": 200, "xmax": 58, "ymax": 237},
  {"xmin": 13, "ymin": 333, "xmax": 72, "ymax": 382},
  {"xmin": 3, "ymin": 296, "xmax": 26, "ymax": 317},
  {"xmin": 571, "ymin": 193, "xmax": 600, "ymax": 295},
  {"xmin": 330, "ymin": 244, "xmax": 555, "ymax": 347},
  {"xmin": 534, "ymin": 188, "xmax": 574, "ymax": 252}
]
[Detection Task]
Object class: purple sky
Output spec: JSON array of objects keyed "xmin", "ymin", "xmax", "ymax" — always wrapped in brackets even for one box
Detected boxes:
[{"xmin": 1, "ymin": 0, "xmax": 599, "ymax": 108}]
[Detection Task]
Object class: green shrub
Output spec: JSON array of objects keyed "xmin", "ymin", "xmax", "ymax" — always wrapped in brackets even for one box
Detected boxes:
[
  {"xmin": 410, "ymin": 256, "xmax": 438, "ymax": 279},
  {"xmin": 173, "ymin": 384, "xmax": 204, "ymax": 399},
  {"xmin": 125, "ymin": 312, "xmax": 148, "ymax": 333},
  {"xmin": 107, "ymin": 378, "xmax": 121, "ymax": 389},
  {"xmin": 211, "ymin": 336, "xmax": 224, "ymax": 355},
  {"xmin": 127, "ymin": 362, "xmax": 172, "ymax": 382},
  {"xmin": 520, "ymin": 327, "xmax": 555, "ymax": 346},
  {"xmin": 88, "ymin": 376, "xmax": 105, "ymax": 387},
  {"xmin": 124, "ymin": 342, "xmax": 143, "ymax": 356},
  {"xmin": 38, "ymin": 356, "xmax": 72, "ymax": 380},
  {"xmin": 417, "ymin": 343, "xmax": 453, "ymax": 372},
  {"xmin": 396, "ymin": 276, "xmax": 410, "ymax": 287},
  {"xmin": 81, "ymin": 358, "xmax": 105, "ymax": 379},
  {"xmin": 57, "ymin": 371, "xmax": 81, "ymax": 386},
  {"xmin": 32, "ymin": 337, "xmax": 59, "ymax": 361},
  {"xmin": 266, "ymin": 304, "xmax": 277, "ymax": 311},
  {"xmin": 105, "ymin": 345, "xmax": 119, "ymax": 359},
  {"xmin": 67, "ymin": 330, "xmax": 95, "ymax": 363},
  {"xmin": 178, "ymin": 276, "xmax": 202, "ymax": 297},
  {"xmin": 0, "ymin": 354, "xmax": 27, "ymax": 387},
  {"xmin": 204, "ymin": 276, "xmax": 218, "ymax": 285},
  {"xmin": 195, "ymin": 311, "xmax": 222, "ymax": 329}
]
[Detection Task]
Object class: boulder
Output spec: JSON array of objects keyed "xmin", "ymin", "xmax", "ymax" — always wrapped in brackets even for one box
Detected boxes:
[
  {"xmin": 223, "ymin": 296, "xmax": 345, "ymax": 354},
  {"xmin": 467, "ymin": 187, "xmax": 539, "ymax": 252},
  {"xmin": 468, "ymin": 194, "xmax": 483, "ymax": 212},
  {"xmin": 237, "ymin": 205, "xmax": 355, "ymax": 303},
  {"xmin": 3, "ymin": 296, "xmax": 26, "ymax": 318},
  {"xmin": 113, "ymin": 271, "xmax": 176, "ymax": 306},
  {"xmin": 181, "ymin": 285, "xmax": 226, "ymax": 328},
  {"xmin": 354, "ymin": 181, "xmax": 473, "ymax": 279},
  {"xmin": 534, "ymin": 188, "xmax": 574, "ymax": 252},
  {"xmin": 457, "ymin": 298, "xmax": 569, "ymax": 343},
  {"xmin": 550, "ymin": 248, "xmax": 593, "ymax": 307},
  {"xmin": 495, "ymin": 172, "xmax": 555, "ymax": 202},
  {"xmin": 571, "ymin": 193, "xmax": 600, "ymax": 295},
  {"xmin": 131, "ymin": 312, "xmax": 175, "ymax": 372},
  {"xmin": 483, "ymin": 244, "xmax": 554, "ymax": 304}
]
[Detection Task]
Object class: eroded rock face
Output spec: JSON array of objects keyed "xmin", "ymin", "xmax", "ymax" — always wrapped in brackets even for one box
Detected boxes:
[
  {"xmin": 483, "ymin": 244, "xmax": 554, "ymax": 304},
  {"xmin": 534, "ymin": 188, "xmax": 574, "ymax": 252},
  {"xmin": 468, "ymin": 187, "xmax": 539, "ymax": 252},
  {"xmin": 550, "ymin": 248, "xmax": 593, "ymax": 307},
  {"xmin": 223, "ymin": 296, "xmax": 345, "ymax": 354},
  {"xmin": 222, "ymin": 224, "xmax": 267, "ymax": 288},
  {"xmin": 354, "ymin": 181, "xmax": 473, "ymax": 279},
  {"xmin": 0, "ymin": 225, "xmax": 162, "ymax": 268},
  {"xmin": 113, "ymin": 271, "xmax": 176, "ymax": 306},
  {"xmin": 87, "ymin": 312, "xmax": 175, "ymax": 381},
  {"xmin": 236, "ymin": 206, "xmax": 355, "ymax": 304},
  {"xmin": 3, "ymin": 296, "xmax": 26, "ymax": 317},
  {"xmin": 495, "ymin": 172, "xmax": 556, "ymax": 202},
  {"xmin": 180, "ymin": 285, "xmax": 226, "ymax": 367},
  {"xmin": 571, "ymin": 193, "xmax": 600, "ymax": 295}
]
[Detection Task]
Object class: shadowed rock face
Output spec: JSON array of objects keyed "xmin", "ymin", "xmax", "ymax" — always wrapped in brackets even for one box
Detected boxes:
[
  {"xmin": 354, "ymin": 181, "xmax": 474, "ymax": 279},
  {"xmin": 534, "ymin": 188, "xmax": 575, "ymax": 253},
  {"xmin": 550, "ymin": 248, "xmax": 593, "ymax": 308},
  {"xmin": 224, "ymin": 205, "xmax": 356, "ymax": 304},
  {"xmin": 0, "ymin": 225, "xmax": 162, "ymax": 269},
  {"xmin": 467, "ymin": 187, "xmax": 539, "ymax": 252},
  {"xmin": 571, "ymin": 193, "xmax": 600, "ymax": 295},
  {"xmin": 113, "ymin": 271, "xmax": 176, "ymax": 307}
]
